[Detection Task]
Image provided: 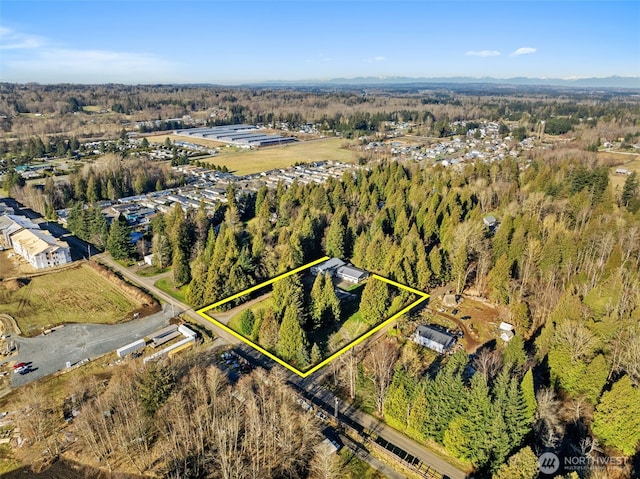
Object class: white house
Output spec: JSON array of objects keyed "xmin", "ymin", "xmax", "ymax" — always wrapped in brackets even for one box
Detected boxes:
[
  {"xmin": 336, "ymin": 264, "xmax": 369, "ymax": 284},
  {"xmin": 10, "ymin": 228, "xmax": 72, "ymax": 269},
  {"xmin": 499, "ymin": 322, "xmax": 515, "ymax": 342},
  {"xmin": 483, "ymin": 215, "xmax": 498, "ymax": 228}
]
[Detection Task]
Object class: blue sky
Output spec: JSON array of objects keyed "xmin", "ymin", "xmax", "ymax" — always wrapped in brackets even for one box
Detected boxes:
[{"xmin": 1, "ymin": 1, "xmax": 638, "ymax": 84}]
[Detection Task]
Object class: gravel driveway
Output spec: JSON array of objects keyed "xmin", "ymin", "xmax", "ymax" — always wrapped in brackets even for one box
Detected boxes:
[{"xmin": 1, "ymin": 304, "xmax": 174, "ymax": 387}]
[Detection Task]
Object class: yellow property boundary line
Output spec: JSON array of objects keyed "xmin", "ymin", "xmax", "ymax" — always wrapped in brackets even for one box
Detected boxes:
[{"xmin": 196, "ymin": 257, "xmax": 430, "ymax": 378}]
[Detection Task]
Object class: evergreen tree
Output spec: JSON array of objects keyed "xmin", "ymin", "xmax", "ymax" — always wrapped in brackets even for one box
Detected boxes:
[
  {"xmin": 384, "ymin": 369, "xmax": 417, "ymax": 431},
  {"xmin": 107, "ymin": 214, "xmax": 134, "ymax": 260},
  {"xmin": 171, "ymin": 245, "xmax": 191, "ymax": 287},
  {"xmin": 238, "ymin": 309, "xmax": 255, "ymax": 336},
  {"xmin": 310, "ymin": 272, "xmax": 327, "ymax": 328},
  {"xmin": 138, "ymin": 364, "xmax": 174, "ymax": 416},
  {"xmin": 89, "ymin": 208, "xmax": 109, "ymax": 249},
  {"xmin": 258, "ymin": 308, "xmax": 279, "ymax": 352},
  {"xmin": 271, "ymin": 274, "xmax": 305, "ymax": 320},
  {"xmin": 325, "ymin": 207, "xmax": 348, "ymax": 258},
  {"xmin": 444, "ymin": 374, "xmax": 494, "ymax": 468},
  {"xmin": 277, "ymin": 304, "xmax": 308, "ymax": 366},
  {"xmin": 520, "ymin": 369, "xmax": 537, "ymax": 424},
  {"xmin": 492, "ymin": 447, "xmax": 539, "ymax": 479},
  {"xmin": 621, "ymin": 171, "xmax": 639, "ymax": 213},
  {"xmin": 592, "ymin": 375, "xmax": 640, "ymax": 456},
  {"xmin": 323, "ymin": 273, "xmax": 341, "ymax": 323},
  {"xmin": 310, "ymin": 343, "xmax": 323, "ymax": 365},
  {"xmin": 503, "ymin": 334, "xmax": 527, "ymax": 371},
  {"xmin": 487, "ymin": 254, "xmax": 511, "ymax": 305},
  {"xmin": 359, "ymin": 279, "xmax": 390, "ymax": 325}
]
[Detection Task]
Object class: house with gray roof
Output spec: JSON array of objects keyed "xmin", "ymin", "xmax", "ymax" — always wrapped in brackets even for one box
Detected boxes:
[
  {"xmin": 412, "ymin": 325, "xmax": 457, "ymax": 354},
  {"xmin": 310, "ymin": 257, "xmax": 346, "ymax": 277},
  {"xmin": 336, "ymin": 264, "xmax": 369, "ymax": 284}
]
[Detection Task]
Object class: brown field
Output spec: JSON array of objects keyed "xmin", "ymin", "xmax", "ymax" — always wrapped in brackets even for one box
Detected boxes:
[
  {"xmin": 0, "ymin": 263, "xmax": 145, "ymax": 336},
  {"xmin": 601, "ymin": 151, "xmax": 640, "ymax": 190},
  {"xmin": 201, "ymin": 138, "xmax": 357, "ymax": 175}
]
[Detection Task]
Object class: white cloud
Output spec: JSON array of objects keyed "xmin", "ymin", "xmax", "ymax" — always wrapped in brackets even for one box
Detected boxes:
[
  {"xmin": 1, "ymin": 27, "xmax": 181, "ymax": 83},
  {"xmin": 0, "ymin": 27, "xmax": 43, "ymax": 50},
  {"xmin": 364, "ymin": 55, "xmax": 386, "ymax": 63},
  {"xmin": 465, "ymin": 50, "xmax": 501, "ymax": 58},
  {"xmin": 511, "ymin": 47, "xmax": 537, "ymax": 56},
  {"xmin": 8, "ymin": 49, "xmax": 178, "ymax": 82}
]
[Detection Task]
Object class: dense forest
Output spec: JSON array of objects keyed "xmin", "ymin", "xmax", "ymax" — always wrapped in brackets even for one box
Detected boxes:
[
  {"xmin": 70, "ymin": 148, "xmax": 637, "ymax": 476},
  {"xmin": 2, "ymin": 84, "xmax": 640, "ymax": 478},
  {"xmin": 2, "ymin": 83, "xmax": 639, "ymax": 143}
]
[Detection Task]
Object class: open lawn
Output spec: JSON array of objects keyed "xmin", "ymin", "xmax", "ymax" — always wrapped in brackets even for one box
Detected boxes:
[
  {"xmin": 227, "ymin": 297, "xmax": 274, "ymax": 334},
  {"xmin": 155, "ymin": 277, "xmax": 189, "ymax": 304},
  {"xmin": 0, "ymin": 264, "xmax": 144, "ymax": 336},
  {"xmin": 203, "ymin": 138, "xmax": 356, "ymax": 175},
  {"xmin": 81, "ymin": 105, "xmax": 108, "ymax": 113}
]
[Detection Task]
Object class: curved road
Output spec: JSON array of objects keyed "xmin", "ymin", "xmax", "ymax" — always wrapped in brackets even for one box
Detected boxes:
[
  {"xmin": 93, "ymin": 253, "xmax": 242, "ymax": 346},
  {"xmin": 95, "ymin": 254, "xmax": 468, "ymax": 479}
]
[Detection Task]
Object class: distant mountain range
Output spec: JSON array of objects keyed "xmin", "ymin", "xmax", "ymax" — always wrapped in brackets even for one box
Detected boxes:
[{"xmin": 254, "ymin": 76, "xmax": 640, "ymax": 89}]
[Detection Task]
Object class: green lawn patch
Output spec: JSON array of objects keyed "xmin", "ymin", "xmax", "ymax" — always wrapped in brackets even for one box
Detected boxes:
[
  {"xmin": 0, "ymin": 263, "xmax": 142, "ymax": 336},
  {"xmin": 155, "ymin": 278, "xmax": 189, "ymax": 304},
  {"xmin": 137, "ymin": 265, "xmax": 170, "ymax": 277}
]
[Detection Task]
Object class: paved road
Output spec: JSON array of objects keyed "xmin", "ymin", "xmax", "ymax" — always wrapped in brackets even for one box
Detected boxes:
[
  {"xmin": 94, "ymin": 253, "xmax": 241, "ymax": 346},
  {"xmin": 340, "ymin": 433, "xmax": 407, "ymax": 479},
  {"xmin": 298, "ymin": 378, "xmax": 467, "ymax": 479},
  {"xmin": 1, "ymin": 304, "xmax": 174, "ymax": 387},
  {"xmin": 95, "ymin": 255, "xmax": 467, "ymax": 479},
  {"xmin": 234, "ymin": 344, "xmax": 468, "ymax": 479}
]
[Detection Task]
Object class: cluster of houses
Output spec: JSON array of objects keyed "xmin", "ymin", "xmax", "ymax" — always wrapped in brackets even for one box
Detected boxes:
[
  {"xmin": 56, "ymin": 161, "xmax": 360, "ymax": 238},
  {"xmin": 0, "ymin": 212, "xmax": 72, "ymax": 270},
  {"xmin": 362, "ymin": 120, "xmax": 535, "ymax": 170}
]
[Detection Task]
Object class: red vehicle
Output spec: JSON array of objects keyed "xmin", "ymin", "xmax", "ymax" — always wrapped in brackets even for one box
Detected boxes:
[{"xmin": 13, "ymin": 362, "xmax": 28, "ymax": 373}]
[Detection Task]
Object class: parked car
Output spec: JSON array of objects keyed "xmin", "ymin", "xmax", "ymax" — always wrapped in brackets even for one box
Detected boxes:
[{"xmin": 13, "ymin": 362, "xmax": 27, "ymax": 371}]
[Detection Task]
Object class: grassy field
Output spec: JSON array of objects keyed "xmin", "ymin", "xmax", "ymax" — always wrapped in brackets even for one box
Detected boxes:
[
  {"xmin": 0, "ymin": 264, "xmax": 143, "ymax": 336},
  {"xmin": 147, "ymin": 135, "xmax": 356, "ymax": 175},
  {"xmin": 155, "ymin": 277, "xmax": 189, "ymax": 304},
  {"xmin": 203, "ymin": 138, "xmax": 356, "ymax": 175},
  {"xmin": 227, "ymin": 297, "xmax": 274, "ymax": 334},
  {"xmin": 81, "ymin": 105, "xmax": 108, "ymax": 113},
  {"xmin": 601, "ymin": 151, "xmax": 640, "ymax": 190}
]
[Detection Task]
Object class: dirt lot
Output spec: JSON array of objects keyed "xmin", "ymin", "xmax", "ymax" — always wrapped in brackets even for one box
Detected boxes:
[
  {"xmin": 0, "ymin": 250, "xmax": 36, "ymax": 279},
  {"xmin": 0, "ymin": 263, "xmax": 150, "ymax": 337},
  {"xmin": 424, "ymin": 295, "xmax": 501, "ymax": 353}
]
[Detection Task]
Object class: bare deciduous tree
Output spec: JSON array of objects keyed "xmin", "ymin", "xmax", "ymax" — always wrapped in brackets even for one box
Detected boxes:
[
  {"xmin": 535, "ymin": 388, "xmax": 564, "ymax": 449},
  {"xmin": 365, "ymin": 339, "xmax": 400, "ymax": 415}
]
